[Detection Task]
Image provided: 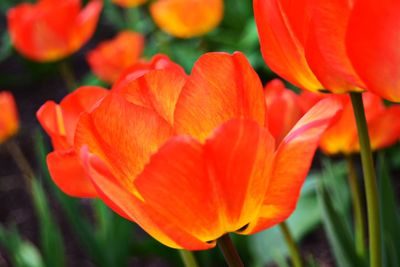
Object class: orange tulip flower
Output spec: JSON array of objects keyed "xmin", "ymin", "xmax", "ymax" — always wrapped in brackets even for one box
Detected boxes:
[
  {"xmin": 70, "ymin": 52, "xmax": 341, "ymax": 249},
  {"xmin": 299, "ymin": 92, "xmax": 400, "ymax": 155},
  {"xmin": 37, "ymin": 87, "xmax": 108, "ymax": 197},
  {"xmin": 253, "ymin": 0, "xmax": 400, "ymax": 102},
  {"xmin": 112, "ymin": 0, "xmax": 147, "ymax": 8},
  {"xmin": 0, "ymin": 92, "xmax": 19, "ymax": 144},
  {"xmin": 7, "ymin": 0, "xmax": 102, "ymax": 62},
  {"xmin": 87, "ymin": 31, "xmax": 145, "ymax": 84},
  {"xmin": 150, "ymin": 0, "xmax": 223, "ymax": 38}
]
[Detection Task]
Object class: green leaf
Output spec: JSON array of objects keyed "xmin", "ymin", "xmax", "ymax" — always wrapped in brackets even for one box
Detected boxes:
[
  {"xmin": 31, "ymin": 180, "xmax": 66, "ymax": 267},
  {"xmin": 0, "ymin": 225, "xmax": 45, "ymax": 267},
  {"xmin": 317, "ymin": 180, "xmax": 364, "ymax": 267},
  {"xmin": 377, "ymin": 152, "xmax": 400, "ymax": 267}
]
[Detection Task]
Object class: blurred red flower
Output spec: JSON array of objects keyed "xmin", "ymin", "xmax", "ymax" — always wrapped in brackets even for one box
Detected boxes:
[
  {"xmin": 7, "ymin": 0, "xmax": 102, "ymax": 62},
  {"xmin": 0, "ymin": 92, "xmax": 19, "ymax": 144},
  {"xmin": 59, "ymin": 52, "xmax": 342, "ymax": 249},
  {"xmin": 87, "ymin": 31, "xmax": 145, "ymax": 84},
  {"xmin": 254, "ymin": 0, "xmax": 400, "ymax": 102},
  {"xmin": 299, "ymin": 92, "xmax": 400, "ymax": 155}
]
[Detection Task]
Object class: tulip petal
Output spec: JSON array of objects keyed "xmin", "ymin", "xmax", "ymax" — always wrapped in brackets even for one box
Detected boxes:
[
  {"xmin": 135, "ymin": 119, "xmax": 274, "ymax": 242},
  {"xmin": 245, "ymin": 97, "xmax": 342, "ymax": 233},
  {"xmin": 74, "ymin": 93, "xmax": 174, "ymax": 192},
  {"xmin": 174, "ymin": 52, "xmax": 265, "ymax": 141},
  {"xmin": 84, "ymin": 150, "xmax": 212, "ymax": 250},
  {"xmin": 346, "ymin": 0, "xmax": 400, "ymax": 102},
  {"xmin": 47, "ymin": 149, "xmax": 97, "ymax": 197},
  {"xmin": 113, "ymin": 65, "xmax": 187, "ymax": 125},
  {"xmin": 305, "ymin": 0, "xmax": 365, "ymax": 93},
  {"xmin": 253, "ymin": 0, "xmax": 322, "ymax": 91},
  {"xmin": 37, "ymin": 101, "xmax": 69, "ymax": 150}
]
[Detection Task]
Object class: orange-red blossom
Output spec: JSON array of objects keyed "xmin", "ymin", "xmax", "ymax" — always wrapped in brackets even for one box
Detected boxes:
[
  {"xmin": 7, "ymin": 0, "xmax": 102, "ymax": 62},
  {"xmin": 254, "ymin": 0, "xmax": 400, "ymax": 102},
  {"xmin": 264, "ymin": 80, "xmax": 400, "ymax": 155},
  {"xmin": 87, "ymin": 31, "xmax": 145, "ymax": 84},
  {"xmin": 0, "ymin": 92, "xmax": 19, "ymax": 144},
  {"xmin": 299, "ymin": 92, "xmax": 400, "ymax": 155},
  {"xmin": 39, "ymin": 52, "xmax": 342, "ymax": 250}
]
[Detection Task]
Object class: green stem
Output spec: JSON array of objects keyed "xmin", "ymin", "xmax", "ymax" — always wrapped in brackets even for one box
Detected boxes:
[
  {"xmin": 217, "ymin": 234, "xmax": 244, "ymax": 267},
  {"xmin": 5, "ymin": 140, "xmax": 34, "ymax": 188},
  {"xmin": 178, "ymin": 250, "xmax": 199, "ymax": 267},
  {"xmin": 350, "ymin": 92, "xmax": 381, "ymax": 267},
  {"xmin": 346, "ymin": 155, "xmax": 366, "ymax": 258},
  {"xmin": 59, "ymin": 61, "xmax": 77, "ymax": 92},
  {"xmin": 279, "ymin": 222, "xmax": 303, "ymax": 267}
]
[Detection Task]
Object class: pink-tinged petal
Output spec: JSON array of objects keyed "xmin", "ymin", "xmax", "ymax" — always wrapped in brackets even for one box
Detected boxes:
[
  {"xmin": 113, "ymin": 54, "xmax": 185, "ymax": 89},
  {"xmin": 305, "ymin": 0, "xmax": 365, "ymax": 93},
  {"xmin": 71, "ymin": 0, "xmax": 103, "ymax": 53},
  {"xmin": 346, "ymin": 0, "xmax": 400, "ymax": 102},
  {"xmin": 47, "ymin": 149, "xmax": 97, "ymax": 197},
  {"xmin": 135, "ymin": 119, "xmax": 274, "ymax": 242},
  {"xmin": 83, "ymin": 150, "xmax": 212, "ymax": 250},
  {"xmin": 113, "ymin": 65, "xmax": 187, "ymax": 125},
  {"xmin": 246, "ymin": 97, "xmax": 342, "ymax": 233},
  {"xmin": 264, "ymin": 79, "xmax": 303, "ymax": 144},
  {"xmin": 253, "ymin": 0, "xmax": 323, "ymax": 91},
  {"xmin": 174, "ymin": 52, "xmax": 265, "ymax": 141},
  {"xmin": 74, "ymin": 93, "xmax": 174, "ymax": 192}
]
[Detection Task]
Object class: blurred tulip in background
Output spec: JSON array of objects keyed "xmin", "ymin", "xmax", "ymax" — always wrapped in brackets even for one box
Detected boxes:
[
  {"xmin": 0, "ymin": 91, "xmax": 19, "ymax": 144},
  {"xmin": 7, "ymin": 0, "xmax": 102, "ymax": 62},
  {"xmin": 87, "ymin": 31, "xmax": 145, "ymax": 84}
]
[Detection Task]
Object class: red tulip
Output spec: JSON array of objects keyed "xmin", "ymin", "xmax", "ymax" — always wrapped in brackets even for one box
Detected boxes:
[
  {"xmin": 7, "ymin": 0, "xmax": 102, "ymax": 62},
  {"xmin": 299, "ymin": 92, "xmax": 400, "ymax": 155},
  {"xmin": 253, "ymin": 0, "xmax": 400, "ymax": 102},
  {"xmin": 150, "ymin": 0, "xmax": 224, "ymax": 38},
  {"xmin": 87, "ymin": 31, "xmax": 145, "ymax": 84},
  {"xmin": 70, "ymin": 52, "xmax": 341, "ymax": 249},
  {"xmin": 0, "ymin": 92, "xmax": 19, "ymax": 144},
  {"xmin": 37, "ymin": 87, "xmax": 108, "ymax": 197}
]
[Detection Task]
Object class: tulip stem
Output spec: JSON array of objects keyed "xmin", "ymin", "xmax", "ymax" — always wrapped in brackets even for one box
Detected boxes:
[
  {"xmin": 5, "ymin": 140, "xmax": 34, "ymax": 188},
  {"xmin": 59, "ymin": 61, "xmax": 77, "ymax": 92},
  {"xmin": 279, "ymin": 222, "xmax": 303, "ymax": 267},
  {"xmin": 178, "ymin": 250, "xmax": 199, "ymax": 267},
  {"xmin": 346, "ymin": 155, "xmax": 366, "ymax": 258},
  {"xmin": 350, "ymin": 92, "xmax": 381, "ymax": 267},
  {"xmin": 217, "ymin": 234, "xmax": 244, "ymax": 267}
]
